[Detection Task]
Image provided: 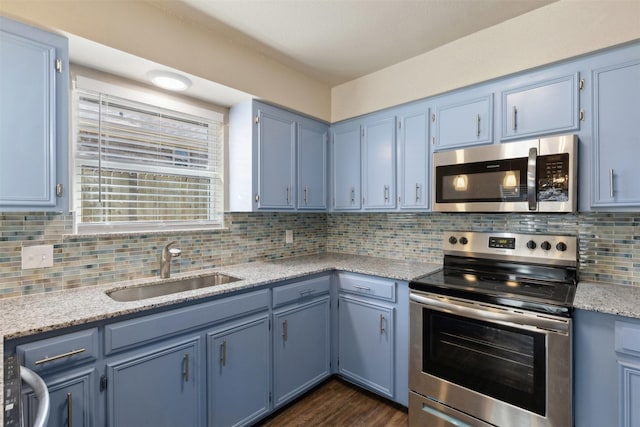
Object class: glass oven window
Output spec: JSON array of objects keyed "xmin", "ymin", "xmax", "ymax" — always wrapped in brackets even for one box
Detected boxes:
[
  {"xmin": 435, "ymin": 158, "xmax": 528, "ymax": 203},
  {"xmin": 422, "ymin": 308, "xmax": 546, "ymax": 416}
]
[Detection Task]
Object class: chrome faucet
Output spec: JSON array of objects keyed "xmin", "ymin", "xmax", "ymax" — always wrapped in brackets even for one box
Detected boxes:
[{"xmin": 160, "ymin": 241, "xmax": 181, "ymax": 279}]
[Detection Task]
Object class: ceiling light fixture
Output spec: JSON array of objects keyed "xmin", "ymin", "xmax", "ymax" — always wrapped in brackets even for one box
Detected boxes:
[{"xmin": 147, "ymin": 70, "xmax": 192, "ymax": 91}]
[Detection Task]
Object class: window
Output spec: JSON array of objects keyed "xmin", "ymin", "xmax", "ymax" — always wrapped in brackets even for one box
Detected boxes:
[{"xmin": 72, "ymin": 76, "xmax": 224, "ymax": 233}]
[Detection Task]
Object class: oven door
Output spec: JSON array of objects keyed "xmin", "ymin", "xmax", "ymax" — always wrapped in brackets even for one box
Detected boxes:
[{"xmin": 409, "ymin": 291, "xmax": 572, "ymax": 427}]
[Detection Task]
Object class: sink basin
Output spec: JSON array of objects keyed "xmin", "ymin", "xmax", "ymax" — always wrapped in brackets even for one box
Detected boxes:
[{"xmin": 106, "ymin": 273, "xmax": 241, "ymax": 302}]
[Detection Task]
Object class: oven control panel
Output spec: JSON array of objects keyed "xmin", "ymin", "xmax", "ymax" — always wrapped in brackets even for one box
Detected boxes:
[{"xmin": 443, "ymin": 231, "xmax": 577, "ymax": 265}]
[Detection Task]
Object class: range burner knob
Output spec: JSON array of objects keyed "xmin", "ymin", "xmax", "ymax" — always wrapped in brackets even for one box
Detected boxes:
[
  {"xmin": 541, "ymin": 241, "xmax": 552, "ymax": 251},
  {"xmin": 448, "ymin": 236, "xmax": 458, "ymax": 245},
  {"xmin": 556, "ymin": 242, "xmax": 568, "ymax": 252},
  {"xmin": 459, "ymin": 237, "xmax": 469, "ymax": 245},
  {"xmin": 526, "ymin": 240, "xmax": 537, "ymax": 250}
]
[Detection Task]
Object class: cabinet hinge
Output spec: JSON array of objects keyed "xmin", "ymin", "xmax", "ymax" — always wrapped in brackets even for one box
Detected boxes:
[
  {"xmin": 268, "ymin": 319, "xmax": 271, "ymax": 331},
  {"xmin": 431, "ymin": 113, "xmax": 436, "ymax": 123},
  {"xmin": 255, "ymin": 115, "xmax": 260, "ymax": 124},
  {"xmin": 56, "ymin": 183, "xmax": 63, "ymax": 197},
  {"xmin": 269, "ymin": 392, "xmax": 272, "ymax": 403},
  {"xmin": 100, "ymin": 375, "xmax": 108, "ymax": 391},
  {"xmin": 361, "ymin": 128, "xmax": 364, "ymax": 137},
  {"xmin": 579, "ymin": 109, "xmax": 585, "ymax": 121},
  {"xmin": 55, "ymin": 58, "xmax": 62, "ymax": 73},
  {"xmin": 398, "ymin": 121, "xmax": 402, "ymax": 129},
  {"xmin": 579, "ymin": 76, "xmax": 585, "ymax": 90}
]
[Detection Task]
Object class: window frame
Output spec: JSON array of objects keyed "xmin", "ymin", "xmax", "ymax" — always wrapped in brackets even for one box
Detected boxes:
[{"xmin": 71, "ymin": 75, "xmax": 226, "ymax": 235}]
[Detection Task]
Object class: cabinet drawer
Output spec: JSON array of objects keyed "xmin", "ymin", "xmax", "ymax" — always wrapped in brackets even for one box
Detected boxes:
[
  {"xmin": 337, "ymin": 272, "xmax": 396, "ymax": 302},
  {"xmin": 17, "ymin": 328, "xmax": 99, "ymax": 374},
  {"xmin": 273, "ymin": 275, "xmax": 331, "ymax": 308},
  {"xmin": 616, "ymin": 319, "xmax": 640, "ymax": 358},
  {"xmin": 105, "ymin": 289, "xmax": 269, "ymax": 355}
]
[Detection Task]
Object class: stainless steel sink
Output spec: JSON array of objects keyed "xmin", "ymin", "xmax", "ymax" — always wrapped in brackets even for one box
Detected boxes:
[{"xmin": 106, "ymin": 273, "xmax": 241, "ymax": 302}]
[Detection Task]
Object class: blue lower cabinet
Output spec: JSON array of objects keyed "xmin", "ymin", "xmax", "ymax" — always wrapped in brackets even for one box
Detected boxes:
[
  {"xmin": 338, "ymin": 295, "xmax": 395, "ymax": 399},
  {"xmin": 106, "ymin": 337, "xmax": 202, "ymax": 427},
  {"xmin": 273, "ymin": 296, "xmax": 331, "ymax": 408},
  {"xmin": 207, "ymin": 314, "xmax": 271, "ymax": 427},
  {"xmin": 22, "ymin": 367, "xmax": 97, "ymax": 427}
]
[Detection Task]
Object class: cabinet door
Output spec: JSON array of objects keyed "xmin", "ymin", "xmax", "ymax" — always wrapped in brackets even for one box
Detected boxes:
[
  {"xmin": 362, "ymin": 116, "xmax": 396, "ymax": 209},
  {"xmin": 257, "ymin": 108, "xmax": 295, "ymax": 209},
  {"xmin": 398, "ymin": 109, "xmax": 429, "ymax": 209},
  {"xmin": 297, "ymin": 121, "xmax": 328, "ymax": 209},
  {"xmin": 273, "ymin": 296, "xmax": 331, "ymax": 408},
  {"xmin": 208, "ymin": 315, "xmax": 270, "ymax": 427},
  {"xmin": 332, "ymin": 123, "xmax": 361, "ymax": 210},
  {"xmin": 434, "ymin": 94, "xmax": 492, "ymax": 150},
  {"xmin": 107, "ymin": 338, "xmax": 201, "ymax": 427},
  {"xmin": 619, "ymin": 361, "xmax": 640, "ymax": 427},
  {"xmin": 338, "ymin": 295, "xmax": 394, "ymax": 398},
  {"xmin": 502, "ymin": 73, "xmax": 579, "ymax": 140},
  {"xmin": 592, "ymin": 60, "xmax": 640, "ymax": 207},
  {"xmin": 23, "ymin": 368, "xmax": 97, "ymax": 427},
  {"xmin": 0, "ymin": 17, "xmax": 69, "ymax": 211}
]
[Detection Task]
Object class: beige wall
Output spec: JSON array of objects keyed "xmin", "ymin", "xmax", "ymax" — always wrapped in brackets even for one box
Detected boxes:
[
  {"xmin": 0, "ymin": 0, "xmax": 332, "ymax": 121},
  {"xmin": 331, "ymin": 0, "xmax": 640, "ymax": 122},
  {"xmin": 2, "ymin": 1, "xmax": 639, "ymax": 123}
]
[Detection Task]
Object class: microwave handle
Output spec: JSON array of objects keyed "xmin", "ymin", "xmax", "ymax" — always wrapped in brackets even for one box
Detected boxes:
[{"xmin": 527, "ymin": 147, "xmax": 537, "ymax": 210}]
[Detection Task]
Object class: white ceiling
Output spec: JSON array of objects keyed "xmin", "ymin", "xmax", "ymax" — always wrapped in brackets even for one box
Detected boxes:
[{"xmin": 68, "ymin": 0, "xmax": 556, "ymax": 107}]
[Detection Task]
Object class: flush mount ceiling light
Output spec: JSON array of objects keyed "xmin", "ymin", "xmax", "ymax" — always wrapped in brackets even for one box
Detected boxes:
[{"xmin": 147, "ymin": 70, "xmax": 192, "ymax": 91}]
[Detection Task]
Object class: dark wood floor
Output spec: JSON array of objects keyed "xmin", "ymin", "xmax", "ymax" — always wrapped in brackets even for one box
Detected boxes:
[{"xmin": 255, "ymin": 377, "xmax": 408, "ymax": 426}]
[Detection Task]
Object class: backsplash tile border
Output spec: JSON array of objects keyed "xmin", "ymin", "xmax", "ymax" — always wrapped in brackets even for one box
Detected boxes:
[{"xmin": 0, "ymin": 211, "xmax": 638, "ymax": 298}]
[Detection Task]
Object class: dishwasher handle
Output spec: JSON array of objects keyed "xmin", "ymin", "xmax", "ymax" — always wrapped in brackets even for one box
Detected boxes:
[{"xmin": 20, "ymin": 366, "xmax": 50, "ymax": 427}]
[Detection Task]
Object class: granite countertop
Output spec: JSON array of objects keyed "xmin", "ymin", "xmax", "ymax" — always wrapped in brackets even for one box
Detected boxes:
[{"xmin": 1, "ymin": 253, "xmax": 639, "ymax": 425}]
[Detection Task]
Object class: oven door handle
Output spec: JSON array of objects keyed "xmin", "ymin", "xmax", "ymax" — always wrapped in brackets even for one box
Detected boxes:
[{"xmin": 410, "ymin": 292, "xmax": 570, "ymax": 334}]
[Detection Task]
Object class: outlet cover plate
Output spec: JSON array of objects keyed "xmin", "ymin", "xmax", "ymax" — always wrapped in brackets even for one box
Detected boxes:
[{"xmin": 22, "ymin": 244, "xmax": 54, "ymax": 269}]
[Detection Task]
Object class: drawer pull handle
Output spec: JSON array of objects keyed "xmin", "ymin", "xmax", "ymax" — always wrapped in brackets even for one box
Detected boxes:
[
  {"xmin": 35, "ymin": 348, "xmax": 87, "ymax": 365},
  {"xmin": 353, "ymin": 285, "xmax": 371, "ymax": 292},
  {"xmin": 67, "ymin": 392, "xmax": 72, "ymax": 427},
  {"xmin": 299, "ymin": 289, "xmax": 316, "ymax": 297}
]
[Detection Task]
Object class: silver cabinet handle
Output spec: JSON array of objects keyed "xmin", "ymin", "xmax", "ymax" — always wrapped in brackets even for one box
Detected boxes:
[
  {"xmin": 476, "ymin": 113, "xmax": 481, "ymax": 137},
  {"xmin": 379, "ymin": 314, "xmax": 385, "ymax": 335},
  {"xmin": 384, "ymin": 185, "xmax": 389, "ymax": 203},
  {"xmin": 35, "ymin": 348, "xmax": 86, "ymax": 365},
  {"xmin": 415, "ymin": 183, "xmax": 421, "ymax": 202},
  {"xmin": 220, "ymin": 340, "xmax": 227, "ymax": 367},
  {"xmin": 610, "ymin": 169, "xmax": 614, "ymax": 198},
  {"xmin": 304, "ymin": 186, "xmax": 309, "ymax": 205},
  {"xmin": 512, "ymin": 106, "xmax": 518, "ymax": 131},
  {"xmin": 282, "ymin": 320, "xmax": 288, "ymax": 342},
  {"xmin": 67, "ymin": 392, "xmax": 72, "ymax": 427},
  {"xmin": 350, "ymin": 188, "xmax": 355, "ymax": 204},
  {"xmin": 183, "ymin": 353, "xmax": 189, "ymax": 382},
  {"xmin": 299, "ymin": 289, "xmax": 315, "ymax": 297},
  {"xmin": 353, "ymin": 285, "xmax": 371, "ymax": 292}
]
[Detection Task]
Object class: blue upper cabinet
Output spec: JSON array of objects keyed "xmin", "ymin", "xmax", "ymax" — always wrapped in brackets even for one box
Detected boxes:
[
  {"xmin": 362, "ymin": 115, "xmax": 396, "ymax": 209},
  {"xmin": 433, "ymin": 93, "xmax": 493, "ymax": 151},
  {"xmin": 297, "ymin": 119, "xmax": 327, "ymax": 210},
  {"xmin": 332, "ymin": 121, "xmax": 361, "ymax": 210},
  {"xmin": 501, "ymin": 72, "xmax": 580, "ymax": 140},
  {"xmin": 591, "ymin": 58, "xmax": 640, "ymax": 208},
  {"xmin": 257, "ymin": 105, "xmax": 296, "ymax": 209},
  {"xmin": 229, "ymin": 100, "xmax": 328, "ymax": 211},
  {"xmin": 0, "ymin": 17, "xmax": 69, "ymax": 212},
  {"xmin": 397, "ymin": 106, "xmax": 429, "ymax": 210}
]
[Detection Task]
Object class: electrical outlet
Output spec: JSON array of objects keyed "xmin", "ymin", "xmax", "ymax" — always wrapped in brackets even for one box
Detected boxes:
[
  {"xmin": 285, "ymin": 230, "xmax": 293, "ymax": 244},
  {"xmin": 22, "ymin": 244, "xmax": 54, "ymax": 269}
]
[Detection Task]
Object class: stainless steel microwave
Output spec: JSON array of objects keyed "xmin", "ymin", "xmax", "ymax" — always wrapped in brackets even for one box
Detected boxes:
[{"xmin": 433, "ymin": 134, "xmax": 578, "ymax": 213}]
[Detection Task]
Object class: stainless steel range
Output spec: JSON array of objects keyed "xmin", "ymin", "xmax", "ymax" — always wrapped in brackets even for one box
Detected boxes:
[{"xmin": 409, "ymin": 231, "xmax": 577, "ymax": 427}]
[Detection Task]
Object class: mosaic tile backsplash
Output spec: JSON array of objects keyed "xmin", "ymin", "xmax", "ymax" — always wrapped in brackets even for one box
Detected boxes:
[{"xmin": 0, "ymin": 211, "xmax": 638, "ymax": 298}]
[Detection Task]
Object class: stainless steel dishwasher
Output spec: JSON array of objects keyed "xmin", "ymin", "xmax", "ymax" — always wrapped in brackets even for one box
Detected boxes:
[{"xmin": 4, "ymin": 354, "xmax": 50, "ymax": 427}]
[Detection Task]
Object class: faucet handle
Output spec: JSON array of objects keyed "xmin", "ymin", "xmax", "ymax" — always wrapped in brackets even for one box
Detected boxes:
[{"xmin": 168, "ymin": 247, "xmax": 182, "ymax": 257}]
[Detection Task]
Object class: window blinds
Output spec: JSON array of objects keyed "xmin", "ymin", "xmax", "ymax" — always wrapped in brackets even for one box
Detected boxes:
[{"xmin": 73, "ymin": 89, "xmax": 224, "ymax": 232}]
